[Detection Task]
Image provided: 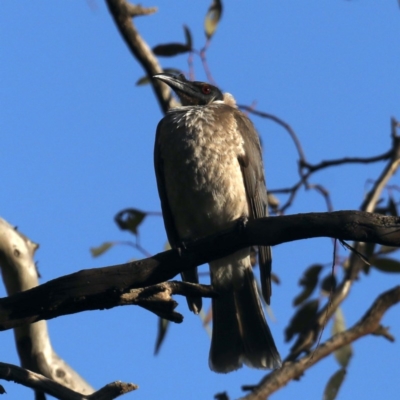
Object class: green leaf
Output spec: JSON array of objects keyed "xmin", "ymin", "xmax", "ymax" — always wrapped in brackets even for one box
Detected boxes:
[
  {"xmin": 363, "ymin": 241, "xmax": 376, "ymax": 258},
  {"xmin": 331, "ymin": 307, "xmax": 353, "ymax": 368},
  {"xmin": 214, "ymin": 393, "xmax": 229, "ymax": 400},
  {"xmin": 361, "ymin": 242, "xmax": 375, "ymax": 274},
  {"xmin": 379, "ymin": 245, "xmax": 400, "ymax": 255},
  {"xmin": 285, "ymin": 299, "xmax": 319, "ymax": 342},
  {"xmin": 90, "ymin": 241, "xmax": 115, "ymax": 258},
  {"xmin": 331, "ymin": 307, "xmax": 346, "ymax": 334},
  {"xmin": 136, "ymin": 75, "xmax": 151, "ymax": 86},
  {"xmin": 153, "ymin": 43, "xmax": 191, "ymax": 57},
  {"xmin": 204, "ymin": 0, "xmax": 223, "ymax": 39},
  {"xmin": 371, "ymin": 257, "xmax": 400, "ymax": 273},
  {"xmin": 114, "ymin": 208, "xmax": 147, "ymax": 236},
  {"xmin": 183, "ymin": 25, "xmax": 193, "ymax": 50},
  {"xmin": 323, "ymin": 368, "xmax": 346, "ymax": 400},
  {"xmin": 293, "ymin": 264, "xmax": 323, "ymax": 306},
  {"xmin": 154, "ymin": 317, "xmax": 170, "ymax": 355}
]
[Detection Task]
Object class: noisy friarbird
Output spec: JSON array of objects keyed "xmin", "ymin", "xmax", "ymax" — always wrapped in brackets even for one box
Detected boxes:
[{"xmin": 153, "ymin": 73, "xmax": 281, "ymax": 372}]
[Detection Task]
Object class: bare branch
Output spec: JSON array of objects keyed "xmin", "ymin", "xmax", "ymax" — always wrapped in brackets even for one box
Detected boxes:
[
  {"xmin": 0, "ymin": 362, "xmax": 137, "ymax": 400},
  {"xmin": 124, "ymin": 3, "xmax": 157, "ymax": 17},
  {"xmin": 0, "ymin": 218, "xmax": 94, "ymax": 394},
  {"xmin": 240, "ymin": 286, "xmax": 400, "ymax": 400},
  {"xmin": 119, "ymin": 280, "xmax": 217, "ymax": 322},
  {"xmin": 268, "ymin": 116, "xmax": 400, "ymax": 213},
  {"xmin": 105, "ymin": 0, "xmax": 179, "ymax": 113},
  {"xmin": 199, "ymin": 40, "xmax": 216, "ymax": 85},
  {"xmin": 301, "ymin": 150, "xmax": 393, "ymax": 173},
  {"xmin": 237, "ymin": 105, "xmax": 307, "ymax": 163},
  {"xmin": 0, "ymin": 211, "xmax": 398, "ymax": 331},
  {"xmin": 286, "ymin": 133, "xmax": 400, "ymax": 359},
  {"xmin": 361, "ymin": 151, "xmax": 400, "ymax": 212},
  {"xmin": 372, "ymin": 325, "xmax": 396, "ymax": 342}
]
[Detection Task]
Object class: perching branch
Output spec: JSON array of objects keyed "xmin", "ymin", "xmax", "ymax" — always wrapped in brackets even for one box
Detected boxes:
[
  {"xmin": 240, "ymin": 286, "xmax": 400, "ymax": 400},
  {"xmin": 119, "ymin": 280, "xmax": 217, "ymax": 322},
  {"xmin": 0, "ymin": 362, "xmax": 137, "ymax": 400},
  {"xmin": 0, "ymin": 211, "xmax": 398, "ymax": 331}
]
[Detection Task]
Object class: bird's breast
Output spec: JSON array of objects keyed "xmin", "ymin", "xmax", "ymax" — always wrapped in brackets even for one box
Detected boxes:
[{"xmin": 159, "ymin": 106, "xmax": 249, "ymax": 239}]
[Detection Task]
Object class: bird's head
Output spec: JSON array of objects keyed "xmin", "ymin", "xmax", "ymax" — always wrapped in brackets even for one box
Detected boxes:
[{"xmin": 153, "ymin": 73, "xmax": 224, "ymax": 106}]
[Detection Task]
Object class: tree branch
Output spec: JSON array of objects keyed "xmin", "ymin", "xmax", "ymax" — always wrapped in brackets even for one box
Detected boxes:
[
  {"xmin": 237, "ymin": 105, "xmax": 307, "ymax": 164},
  {"xmin": 0, "ymin": 218, "xmax": 94, "ymax": 395},
  {"xmin": 240, "ymin": 286, "xmax": 400, "ymax": 400},
  {"xmin": 119, "ymin": 280, "xmax": 217, "ymax": 322},
  {"xmin": 0, "ymin": 211, "xmax": 398, "ymax": 331},
  {"xmin": 0, "ymin": 362, "xmax": 137, "ymax": 400},
  {"xmin": 270, "ymin": 116, "xmax": 400, "ymax": 213},
  {"xmin": 285, "ymin": 140, "xmax": 400, "ymax": 358},
  {"xmin": 105, "ymin": 0, "xmax": 179, "ymax": 114},
  {"xmin": 301, "ymin": 150, "xmax": 393, "ymax": 173}
]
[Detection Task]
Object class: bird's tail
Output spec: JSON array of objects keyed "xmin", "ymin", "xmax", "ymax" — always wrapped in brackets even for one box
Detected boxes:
[{"xmin": 208, "ymin": 251, "xmax": 281, "ymax": 373}]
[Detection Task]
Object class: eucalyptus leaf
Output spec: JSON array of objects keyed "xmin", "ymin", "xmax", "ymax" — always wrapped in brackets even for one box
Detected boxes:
[
  {"xmin": 90, "ymin": 241, "xmax": 115, "ymax": 258},
  {"xmin": 204, "ymin": 0, "xmax": 223, "ymax": 39},
  {"xmin": 323, "ymin": 368, "xmax": 346, "ymax": 400},
  {"xmin": 371, "ymin": 257, "xmax": 400, "ymax": 273}
]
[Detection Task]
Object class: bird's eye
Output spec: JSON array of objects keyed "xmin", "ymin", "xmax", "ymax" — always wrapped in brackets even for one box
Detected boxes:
[{"xmin": 202, "ymin": 85, "xmax": 212, "ymax": 95}]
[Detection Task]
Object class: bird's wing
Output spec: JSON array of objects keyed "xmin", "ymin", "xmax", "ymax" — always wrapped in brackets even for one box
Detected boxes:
[
  {"xmin": 154, "ymin": 118, "xmax": 202, "ymax": 313},
  {"xmin": 234, "ymin": 110, "xmax": 272, "ymax": 305},
  {"xmin": 154, "ymin": 119, "xmax": 181, "ymax": 248}
]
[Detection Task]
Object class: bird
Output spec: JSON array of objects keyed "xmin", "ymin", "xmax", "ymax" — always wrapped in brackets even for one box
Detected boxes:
[{"xmin": 153, "ymin": 73, "xmax": 281, "ymax": 373}]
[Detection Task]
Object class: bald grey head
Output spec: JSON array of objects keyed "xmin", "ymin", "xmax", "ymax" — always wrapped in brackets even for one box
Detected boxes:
[{"xmin": 153, "ymin": 73, "xmax": 224, "ymax": 106}]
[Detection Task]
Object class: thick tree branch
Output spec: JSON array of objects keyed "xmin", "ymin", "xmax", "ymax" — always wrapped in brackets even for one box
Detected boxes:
[
  {"xmin": 0, "ymin": 218, "xmax": 94, "ymax": 395},
  {"xmin": 240, "ymin": 286, "xmax": 400, "ymax": 400},
  {"xmin": 0, "ymin": 211, "xmax": 398, "ymax": 331},
  {"xmin": 0, "ymin": 362, "xmax": 137, "ymax": 400}
]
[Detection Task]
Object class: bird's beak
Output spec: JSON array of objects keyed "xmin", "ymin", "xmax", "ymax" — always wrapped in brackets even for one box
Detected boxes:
[{"xmin": 153, "ymin": 74, "xmax": 195, "ymax": 97}]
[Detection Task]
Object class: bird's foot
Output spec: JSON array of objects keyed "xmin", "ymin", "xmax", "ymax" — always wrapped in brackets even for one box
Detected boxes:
[{"xmin": 176, "ymin": 239, "xmax": 191, "ymax": 256}]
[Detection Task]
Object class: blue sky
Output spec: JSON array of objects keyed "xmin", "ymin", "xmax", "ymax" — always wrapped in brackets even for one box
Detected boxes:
[{"xmin": 1, "ymin": 1, "xmax": 399, "ymax": 399}]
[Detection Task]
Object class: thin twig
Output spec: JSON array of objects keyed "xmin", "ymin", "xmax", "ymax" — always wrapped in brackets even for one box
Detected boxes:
[
  {"xmin": 238, "ymin": 105, "xmax": 307, "ymax": 164},
  {"xmin": 106, "ymin": 0, "xmax": 178, "ymax": 114},
  {"xmin": 199, "ymin": 39, "xmax": 216, "ymax": 85},
  {"xmin": 301, "ymin": 150, "xmax": 393, "ymax": 173},
  {"xmin": 240, "ymin": 286, "xmax": 400, "ymax": 400},
  {"xmin": 281, "ymin": 126, "xmax": 400, "ymax": 361}
]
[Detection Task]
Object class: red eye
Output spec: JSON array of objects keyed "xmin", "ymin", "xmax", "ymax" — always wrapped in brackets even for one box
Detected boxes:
[{"xmin": 202, "ymin": 85, "xmax": 211, "ymax": 95}]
